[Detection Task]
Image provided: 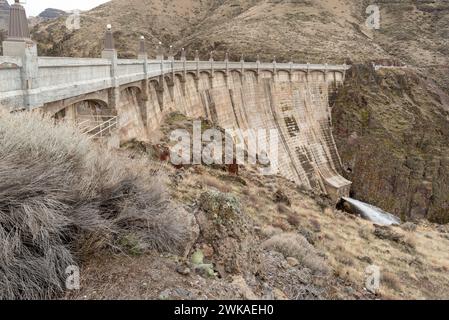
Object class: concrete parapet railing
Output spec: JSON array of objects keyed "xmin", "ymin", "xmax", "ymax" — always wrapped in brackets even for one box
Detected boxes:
[{"xmin": 0, "ymin": 55, "xmax": 350, "ymax": 111}]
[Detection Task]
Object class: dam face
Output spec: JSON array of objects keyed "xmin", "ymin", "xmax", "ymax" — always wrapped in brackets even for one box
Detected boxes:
[
  {"xmin": 0, "ymin": 1, "xmax": 350, "ymax": 202},
  {"xmin": 123, "ymin": 70, "xmax": 351, "ymax": 199}
]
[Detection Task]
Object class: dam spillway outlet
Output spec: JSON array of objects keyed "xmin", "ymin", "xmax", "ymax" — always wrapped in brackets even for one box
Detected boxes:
[{"xmin": 340, "ymin": 197, "xmax": 401, "ymax": 226}]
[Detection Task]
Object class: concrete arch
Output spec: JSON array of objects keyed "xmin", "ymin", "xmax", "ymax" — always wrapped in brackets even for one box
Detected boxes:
[
  {"xmin": 148, "ymin": 78, "xmax": 160, "ymax": 88},
  {"xmin": 277, "ymin": 70, "xmax": 291, "ymax": 81},
  {"xmin": 332, "ymin": 71, "xmax": 344, "ymax": 82},
  {"xmin": 164, "ymin": 75, "xmax": 175, "ymax": 87},
  {"xmin": 260, "ymin": 69, "xmax": 274, "ymax": 79},
  {"xmin": 277, "ymin": 69, "xmax": 291, "ymax": 76},
  {"xmin": 120, "ymin": 82, "xmax": 142, "ymax": 92},
  {"xmin": 310, "ymin": 70, "xmax": 326, "ymax": 75},
  {"xmin": 291, "ymin": 70, "xmax": 307, "ymax": 82},
  {"xmin": 76, "ymin": 98, "xmax": 109, "ymax": 109},
  {"xmin": 44, "ymin": 91, "xmax": 110, "ymax": 117},
  {"xmin": 174, "ymin": 72, "xmax": 186, "ymax": 83},
  {"xmin": 199, "ymin": 70, "xmax": 212, "ymax": 78},
  {"xmin": 148, "ymin": 78, "xmax": 164, "ymax": 99},
  {"xmin": 120, "ymin": 85, "xmax": 144, "ymax": 101},
  {"xmin": 229, "ymin": 69, "xmax": 243, "ymax": 77},
  {"xmin": 185, "ymin": 72, "xmax": 197, "ymax": 82},
  {"xmin": 148, "ymin": 78, "xmax": 164, "ymax": 112},
  {"xmin": 292, "ymin": 70, "xmax": 307, "ymax": 76},
  {"xmin": 120, "ymin": 84, "xmax": 142, "ymax": 94},
  {"xmin": 244, "ymin": 69, "xmax": 258, "ymax": 77},
  {"xmin": 333, "ymin": 71, "xmax": 344, "ymax": 77},
  {"xmin": 186, "ymin": 71, "xmax": 198, "ymax": 79},
  {"xmin": 52, "ymin": 98, "xmax": 113, "ymax": 123},
  {"xmin": 213, "ymin": 70, "xmax": 227, "ymax": 77},
  {"xmin": 310, "ymin": 70, "xmax": 326, "ymax": 81}
]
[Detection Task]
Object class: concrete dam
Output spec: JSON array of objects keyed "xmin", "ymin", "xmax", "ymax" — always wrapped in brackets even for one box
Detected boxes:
[
  {"xmin": 0, "ymin": 2, "xmax": 351, "ymax": 200},
  {"xmin": 142, "ymin": 69, "xmax": 352, "ymax": 200}
]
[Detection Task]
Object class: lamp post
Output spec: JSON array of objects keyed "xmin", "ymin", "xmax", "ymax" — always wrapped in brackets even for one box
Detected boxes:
[
  {"xmin": 138, "ymin": 35, "xmax": 147, "ymax": 60},
  {"xmin": 101, "ymin": 24, "xmax": 117, "ymax": 59}
]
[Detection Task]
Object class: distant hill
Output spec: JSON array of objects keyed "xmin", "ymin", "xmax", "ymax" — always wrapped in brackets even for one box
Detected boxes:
[
  {"xmin": 38, "ymin": 8, "xmax": 67, "ymax": 20},
  {"xmin": 29, "ymin": 7, "xmax": 68, "ymax": 29},
  {"xmin": 0, "ymin": 0, "xmax": 9, "ymax": 32}
]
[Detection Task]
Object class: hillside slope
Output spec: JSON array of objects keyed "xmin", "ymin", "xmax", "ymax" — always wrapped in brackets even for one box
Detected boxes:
[{"xmin": 31, "ymin": 1, "xmax": 448, "ymax": 67}]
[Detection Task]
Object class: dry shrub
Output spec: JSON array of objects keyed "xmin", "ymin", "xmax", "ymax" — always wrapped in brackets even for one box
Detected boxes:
[
  {"xmin": 309, "ymin": 218, "xmax": 321, "ymax": 233},
  {"xmin": 286, "ymin": 213, "xmax": 301, "ymax": 228},
  {"xmin": 333, "ymin": 246, "xmax": 354, "ymax": 266},
  {"xmin": 381, "ymin": 271, "xmax": 401, "ymax": 291},
  {"xmin": 263, "ymin": 233, "xmax": 329, "ymax": 274},
  {"xmin": 261, "ymin": 225, "xmax": 283, "ymax": 238},
  {"xmin": 358, "ymin": 226, "xmax": 372, "ymax": 240},
  {"xmin": 0, "ymin": 111, "xmax": 194, "ymax": 299},
  {"xmin": 271, "ymin": 218, "xmax": 291, "ymax": 232},
  {"xmin": 277, "ymin": 203, "xmax": 291, "ymax": 214},
  {"xmin": 401, "ymin": 222, "xmax": 417, "ymax": 232},
  {"xmin": 241, "ymin": 188, "xmax": 251, "ymax": 196},
  {"xmin": 273, "ymin": 190, "xmax": 291, "ymax": 206},
  {"xmin": 402, "ymin": 234, "xmax": 416, "ymax": 250},
  {"xmin": 201, "ymin": 175, "xmax": 232, "ymax": 193}
]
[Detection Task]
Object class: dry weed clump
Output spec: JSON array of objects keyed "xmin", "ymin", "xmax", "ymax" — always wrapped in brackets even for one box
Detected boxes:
[
  {"xmin": 286, "ymin": 213, "xmax": 301, "ymax": 228},
  {"xmin": 381, "ymin": 271, "xmax": 401, "ymax": 291},
  {"xmin": 0, "ymin": 111, "xmax": 193, "ymax": 299},
  {"xmin": 201, "ymin": 175, "xmax": 232, "ymax": 193},
  {"xmin": 263, "ymin": 233, "xmax": 329, "ymax": 274}
]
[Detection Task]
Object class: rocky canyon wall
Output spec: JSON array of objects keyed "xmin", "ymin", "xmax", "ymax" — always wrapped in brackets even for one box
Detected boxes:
[{"xmin": 333, "ymin": 64, "xmax": 449, "ymax": 223}]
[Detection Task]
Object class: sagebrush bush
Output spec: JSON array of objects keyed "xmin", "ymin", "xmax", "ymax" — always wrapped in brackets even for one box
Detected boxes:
[
  {"xmin": 262, "ymin": 233, "xmax": 329, "ymax": 274},
  {"xmin": 0, "ymin": 111, "xmax": 193, "ymax": 299}
]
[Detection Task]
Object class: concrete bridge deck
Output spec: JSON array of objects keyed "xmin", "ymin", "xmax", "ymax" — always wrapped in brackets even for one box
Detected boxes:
[{"xmin": 0, "ymin": 55, "xmax": 350, "ymax": 111}]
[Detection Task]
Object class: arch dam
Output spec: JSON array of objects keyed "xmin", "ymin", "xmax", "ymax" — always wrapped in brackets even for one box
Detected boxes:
[{"xmin": 0, "ymin": 3, "xmax": 351, "ymax": 201}]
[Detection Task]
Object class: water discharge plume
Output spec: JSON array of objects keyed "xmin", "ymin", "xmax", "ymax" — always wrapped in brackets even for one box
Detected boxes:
[{"xmin": 342, "ymin": 197, "xmax": 401, "ymax": 226}]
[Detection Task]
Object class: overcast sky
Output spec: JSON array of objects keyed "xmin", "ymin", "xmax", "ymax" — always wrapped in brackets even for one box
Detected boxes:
[{"xmin": 17, "ymin": 0, "xmax": 111, "ymax": 17}]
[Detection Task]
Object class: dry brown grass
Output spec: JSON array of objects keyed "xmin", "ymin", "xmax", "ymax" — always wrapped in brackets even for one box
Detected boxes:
[
  {"xmin": 286, "ymin": 213, "xmax": 301, "ymax": 228},
  {"xmin": 201, "ymin": 175, "xmax": 232, "ymax": 193},
  {"xmin": 309, "ymin": 218, "xmax": 321, "ymax": 233},
  {"xmin": 277, "ymin": 203, "xmax": 291, "ymax": 214},
  {"xmin": 0, "ymin": 111, "xmax": 192, "ymax": 299},
  {"xmin": 274, "ymin": 185, "xmax": 449, "ymax": 299},
  {"xmin": 381, "ymin": 271, "xmax": 402, "ymax": 292},
  {"xmin": 271, "ymin": 218, "xmax": 291, "ymax": 232},
  {"xmin": 263, "ymin": 232, "xmax": 329, "ymax": 274}
]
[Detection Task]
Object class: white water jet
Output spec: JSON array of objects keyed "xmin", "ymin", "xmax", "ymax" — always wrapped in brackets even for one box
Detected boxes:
[{"xmin": 342, "ymin": 197, "xmax": 401, "ymax": 226}]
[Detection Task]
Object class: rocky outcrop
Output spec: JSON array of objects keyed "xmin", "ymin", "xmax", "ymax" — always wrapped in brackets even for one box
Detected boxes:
[{"xmin": 332, "ymin": 64, "xmax": 449, "ymax": 223}]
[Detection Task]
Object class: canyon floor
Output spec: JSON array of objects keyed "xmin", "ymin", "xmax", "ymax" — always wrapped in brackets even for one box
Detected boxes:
[{"xmin": 65, "ymin": 113, "xmax": 449, "ymax": 300}]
